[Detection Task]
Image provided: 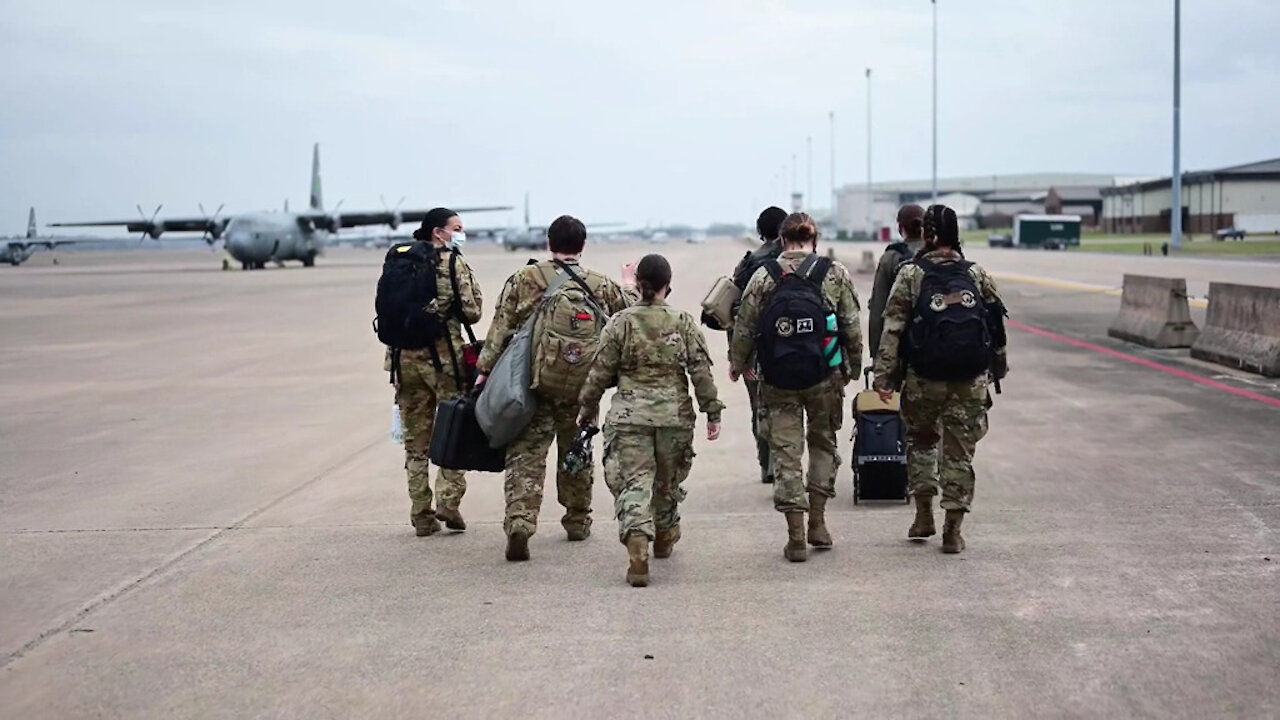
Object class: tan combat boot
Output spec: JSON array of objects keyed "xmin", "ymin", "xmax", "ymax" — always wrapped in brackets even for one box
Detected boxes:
[
  {"xmin": 626, "ymin": 532, "xmax": 650, "ymax": 587},
  {"xmin": 654, "ymin": 525, "xmax": 681, "ymax": 559},
  {"xmin": 783, "ymin": 511, "xmax": 808, "ymax": 562},
  {"xmin": 807, "ymin": 494, "xmax": 833, "ymax": 548},
  {"xmin": 563, "ymin": 518, "xmax": 591, "ymax": 542},
  {"xmin": 436, "ymin": 506, "xmax": 466, "ymax": 532},
  {"xmin": 505, "ymin": 529, "xmax": 531, "ymax": 561},
  {"xmin": 941, "ymin": 510, "xmax": 966, "ymax": 554},
  {"xmin": 908, "ymin": 495, "xmax": 936, "ymax": 541},
  {"xmin": 413, "ymin": 512, "xmax": 441, "ymax": 537}
]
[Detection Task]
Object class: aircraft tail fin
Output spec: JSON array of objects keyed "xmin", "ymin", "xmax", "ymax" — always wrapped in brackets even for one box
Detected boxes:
[
  {"xmin": 27, "ymin": 207, "xmax": 36, "ymax": 239},
  {"xmin": 523, "ymin": 192, "xmax": 530, "ymax": 229},
  {"xmin": 310, "ymin": 143, "xmax": 323, "ymax": 211}
]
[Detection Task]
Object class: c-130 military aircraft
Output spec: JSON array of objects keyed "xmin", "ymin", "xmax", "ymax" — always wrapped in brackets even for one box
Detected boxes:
[
  {"xmin": 0, "ymin": 208, "xmax": 113, "ymax": 266},
  {"xmin": 1, "ymin": 208, "xmax": 59, "ymax": 266},
  {"xmin": 51, "ymin": 144, "xmax": 510, "ymax": 270}
]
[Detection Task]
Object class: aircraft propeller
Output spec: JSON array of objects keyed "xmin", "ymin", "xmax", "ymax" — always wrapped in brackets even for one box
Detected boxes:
[
  {"xmin": 380, "ymin": 195, "xmax": 406, "ymax": 230},
  {"xmin": 199, "ymin": 202, "xmax": 226, "ymax": 245},
  {"xmin": 328, "ymin": 200, "xmax": 344, "ymax": 233},
  {"xmin": 135, "ymin": 204, "xmax": 163, "ymax": 242}
]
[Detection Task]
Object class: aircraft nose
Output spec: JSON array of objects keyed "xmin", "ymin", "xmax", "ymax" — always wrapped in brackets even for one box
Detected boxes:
[{"xmin": 225, "ymin": 232, "xmax": 250, "ymax": 256}]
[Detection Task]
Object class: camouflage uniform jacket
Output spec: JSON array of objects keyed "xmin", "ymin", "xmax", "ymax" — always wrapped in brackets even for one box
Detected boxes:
[
  {"xmin": 384, "ymin": 245, "xmax": 483, "ymax": 370},
  {"xmin": 476, "ymin": 258, "xmax": 636, "ymax": 374},
  {"xmin": 729, "ymin": 249, "xmax": 864, "ymax": 382},
  {"xmin": 579, "ymin": 299, "xmax": 724, "ymax": 426},
  {"xmin": 867, "ymin": 238, "xmax": 925, "ymax": 360},
  {"xmin": 871, "ymin": 248, "xmax": 1008, "ymax": 390}
]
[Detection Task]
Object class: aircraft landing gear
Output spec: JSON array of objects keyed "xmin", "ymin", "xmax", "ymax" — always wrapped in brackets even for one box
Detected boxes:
[{"xmin": 302, "ymin": 253, "xmax": 316, "ymax": 268}]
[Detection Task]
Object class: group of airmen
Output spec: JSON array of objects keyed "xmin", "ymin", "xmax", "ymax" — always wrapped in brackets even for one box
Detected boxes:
[{"xmin": 390, "ymin": 203, "xmax": 1007, "ymax": 587}]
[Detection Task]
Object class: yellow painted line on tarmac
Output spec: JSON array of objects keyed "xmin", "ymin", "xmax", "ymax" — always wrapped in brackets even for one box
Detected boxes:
[{"xmin": 991, "ymin": 271, "xmax": 1209, "ymax": 309}]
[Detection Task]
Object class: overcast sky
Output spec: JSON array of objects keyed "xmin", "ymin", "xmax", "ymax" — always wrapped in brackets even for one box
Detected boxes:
[{"xmin": 2, "ymin": 0, "xmax": 1277, "ymax": 232}]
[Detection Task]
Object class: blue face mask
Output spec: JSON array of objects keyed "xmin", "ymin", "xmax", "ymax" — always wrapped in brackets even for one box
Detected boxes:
[{"xmin": 450, "ymin": 231, "xmax": 467, "ymax": 248}]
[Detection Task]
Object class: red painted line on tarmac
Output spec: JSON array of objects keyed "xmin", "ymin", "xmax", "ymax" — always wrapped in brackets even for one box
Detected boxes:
[{"xmin": 1007, "ymin": 319, "xmax": 1280, "ymax": 409}]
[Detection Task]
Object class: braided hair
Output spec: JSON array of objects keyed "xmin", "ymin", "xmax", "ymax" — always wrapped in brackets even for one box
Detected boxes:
[{"xmin": 922, "ymin": 204, "xmax": 961, "ymax": 251}]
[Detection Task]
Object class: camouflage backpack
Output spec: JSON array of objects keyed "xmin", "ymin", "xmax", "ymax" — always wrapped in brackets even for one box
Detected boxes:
[{"xmin": 530, "ymin": 260, "xmax": 609, "ymax": 401}]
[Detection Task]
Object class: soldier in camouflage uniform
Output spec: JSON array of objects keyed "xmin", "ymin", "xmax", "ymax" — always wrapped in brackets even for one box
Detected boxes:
[
  {"xmin": 872, "ymin": 204, "xmax": 1008, "ymax": 554},
  {"xmin": 476, "ymin": 215, "xmax": 637, "ymax": 562},
  {"xmin": 393, "ymin": 208, "xmax": 483, "ymax": 537},
  {"xmin": 725, "ymin": 207, "xmax": 787, "ymax": 485},
  {"xmin": 730, "ymin": 213, "xmax": 862, "ymax": 562},
  {"xmin": 579, "ymin": 254, "xmax": 724, "ymax": 587},
  {"xmin": 867, "ymin": 204, "xmax": 926, "ymax": 360}
]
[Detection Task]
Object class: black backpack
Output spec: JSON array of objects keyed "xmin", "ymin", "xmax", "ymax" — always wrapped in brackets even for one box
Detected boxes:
[
  {"xmin": 756, "ymin": 254, "xmax": 838, "ymax": 390},
  {"xmin": 906, "ymin": 258, "xmax": 992, "ymax": 381},
  {"xmin": 374, "ymin": 242, "xmax": 445, "ymax": 350}
]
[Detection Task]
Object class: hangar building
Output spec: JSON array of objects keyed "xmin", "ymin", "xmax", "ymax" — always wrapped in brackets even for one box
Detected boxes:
[{"xmin": 1100, "ymin": 157, "xmax": 1280, "ymax": 234}]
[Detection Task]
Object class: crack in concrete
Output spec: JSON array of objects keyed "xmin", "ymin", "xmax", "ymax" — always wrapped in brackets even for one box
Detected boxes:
[{"xmin": 0, "ymin": 437, "xmax": 382, "ymax": 670}]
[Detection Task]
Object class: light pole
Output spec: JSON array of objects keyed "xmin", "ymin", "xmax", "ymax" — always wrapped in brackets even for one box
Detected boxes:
[
  {"xmin": 931, "ymin": 0, "xmax": 938, "ymax": 203},
  {"xmin": 866, "ymin": 67, "xmax": 873, "ymax": 239},
  {"xmin": 806, "ymin": 135, "xmax": 813, "ymax": 212},
  {"xmin": 1172, "ymin": 0, "xmax": 1183, "ymax": 249},
  {"xmin": 829, "ymin": 111, "xmax": 836, "ymax": 236}
]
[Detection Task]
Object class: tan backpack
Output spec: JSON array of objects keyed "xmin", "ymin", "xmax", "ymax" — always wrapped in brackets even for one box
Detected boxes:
[{"xmin": 529, "ymin": 261, "xmax": 610, "ymax": 401}]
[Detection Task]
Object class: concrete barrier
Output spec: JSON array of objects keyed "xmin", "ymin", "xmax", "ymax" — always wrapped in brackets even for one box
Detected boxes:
[
  {"xmin": 856, "ymin": 249, "xmax": 875, "ymax": 274},
  {"xmin": 1190, "ymin": 282, "xmax": 1280, "ymax": 377},
  {"xmin": 1107, "ymin": 275, "xmax": 1199, "ymax": 348}
]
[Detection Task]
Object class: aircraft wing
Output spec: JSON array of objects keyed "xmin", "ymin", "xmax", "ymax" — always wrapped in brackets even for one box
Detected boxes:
[
  {"xmin": 296, "ymin": 206, "xmax": 513, "ymax": 231},
  {"xmin": 8, "ymin": 239, "xmax": 75, "ymax": 250},
  {"xmin": 397, "ymin": 206, "xmax": 513, "ymax": 223},
  {"xmin": 49, "ymin": 218, "xmax": 212, "ymax": 233}
]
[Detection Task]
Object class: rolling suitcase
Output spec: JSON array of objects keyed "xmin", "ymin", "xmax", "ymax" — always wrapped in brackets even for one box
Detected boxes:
[
  {"xmin": 429, "ymin": 395, "xmax": 506, "ymax": 472},
  {"xmin": 850, "ymin": 370, "xmax": 909, "ymax": 504}
]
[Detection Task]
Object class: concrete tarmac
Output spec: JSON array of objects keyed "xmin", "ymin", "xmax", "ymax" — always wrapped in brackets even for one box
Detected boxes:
[{"xmin": 1, "ymin": 241, "xmax": 1277, "ymax": 718}]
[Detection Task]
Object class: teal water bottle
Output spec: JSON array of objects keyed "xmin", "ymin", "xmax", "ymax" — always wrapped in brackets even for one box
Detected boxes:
[
  {"xmin": 391, "ymin": 402, "xmax": 404, "ymax": 444},
  {"xmin": 824, "ymin": 313, "xmax": 842, "ymax": 368}
]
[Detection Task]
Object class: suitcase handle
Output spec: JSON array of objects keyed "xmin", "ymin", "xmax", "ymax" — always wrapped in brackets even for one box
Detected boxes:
[{"xmin": 863, "ymin": 366, "xmax": 873, "ymax": 391}]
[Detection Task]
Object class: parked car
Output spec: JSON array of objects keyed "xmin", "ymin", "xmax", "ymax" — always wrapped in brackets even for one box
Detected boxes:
[
  {"xmin": 1215, "ymin": 227, "xmax": 1246, "ymax": 241},
  {"xmin": 987, "ymin": 234, "xmax": 1014, "ymax": 248}
]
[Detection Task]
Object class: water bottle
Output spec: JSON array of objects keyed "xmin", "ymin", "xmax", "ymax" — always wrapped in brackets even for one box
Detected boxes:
[
  {"xmin": 824, "ymin": 313, "xmax": 842, "ymax": 368},
  {"xmin": 391, "ymin": 403, "xmax": 404, "ymax": 444}
]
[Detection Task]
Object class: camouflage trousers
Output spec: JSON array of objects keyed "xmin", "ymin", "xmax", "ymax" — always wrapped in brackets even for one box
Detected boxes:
[
  {"xmin": 901, "ymin": 372, "xmax": 991, "ymax": 512},
  {"xmin": 602, "ymin": 424, "xmax": 695, "ymax": 543},
  {"xmin": 503, "ymin": 395, "xmax": 593, "ymax": 537},
  {"xmin": 745, "ymin": 378, "xmax": 772, "ymax": 482},
  {"xmin": 760, "ymin": 376, "xmax": 845, "ymax": 513},
  {"xmin": 397, "ymin": 349, "xmax": 468, "ymax": 524}
]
